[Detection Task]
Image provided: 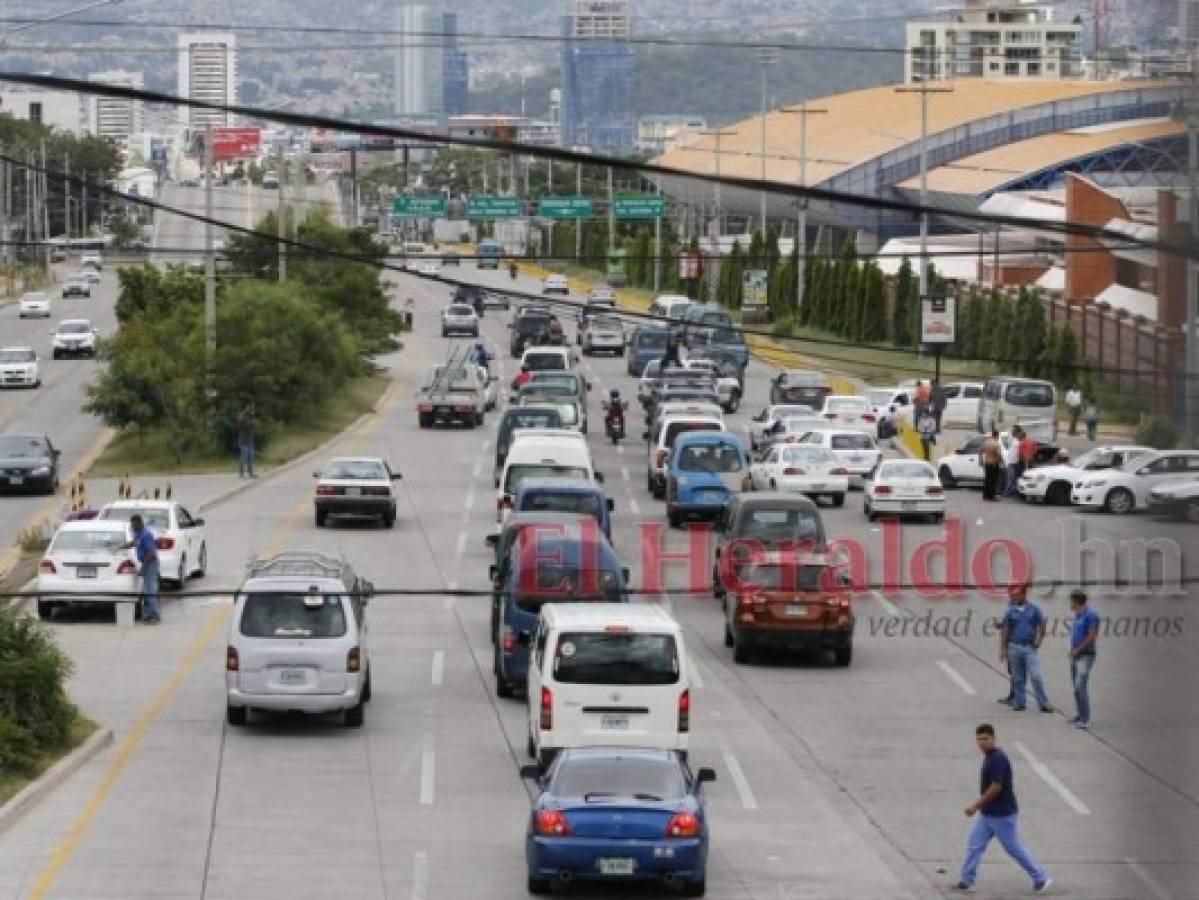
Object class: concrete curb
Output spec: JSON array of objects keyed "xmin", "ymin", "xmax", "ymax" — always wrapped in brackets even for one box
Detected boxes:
[{"xmin": 0, "ymin": 724, "xmax": 114, "ymax": 837}]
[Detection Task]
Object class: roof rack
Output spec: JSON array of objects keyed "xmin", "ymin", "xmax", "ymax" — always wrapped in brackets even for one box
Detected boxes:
[{"xmin": 245, "ymin": 550, "xmax": 355, "ymax": 583}]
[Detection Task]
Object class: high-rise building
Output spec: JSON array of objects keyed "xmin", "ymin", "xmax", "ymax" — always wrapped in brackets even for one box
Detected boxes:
[
  {"xmin": 442, "ymin": 12, "xmax": 469, "ymax": 117},
  {"xmin": 177, "ymin": 33, "xmax": 237, "ymax": 131},
  {"xmin": 1183, "ymin": 0, "xmax": 1199, "ymax": 45},
  {"xmin": 904, "ymin": 0, "xmax": 1082, "ymax": 83},
  {"xmin": 394, "ymin": 4, "xmax": 444, "ymax": 118},
  {"xmin": 561, "ymin": 0, "xmax": 634, "ymax": 151},
  {"xmin": 86, "ymin": 70, "xmax": 144, "ymax": 142}
]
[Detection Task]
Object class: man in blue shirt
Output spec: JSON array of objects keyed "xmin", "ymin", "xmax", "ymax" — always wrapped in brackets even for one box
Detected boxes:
[
  {"xmin": 1000, "ymin": 583, "xmax": 1053, "ymax": 712},
  {"xmin": 129, "ymin": 514, "xmax": 161, "ymax": 624},
  {"xmin": 954, "ymin": 724, "xmax": 1052, "ymax": 893},
  {"xmin": 1068, "ymin": 589, "xmax": 1100, "ymax": 729}
]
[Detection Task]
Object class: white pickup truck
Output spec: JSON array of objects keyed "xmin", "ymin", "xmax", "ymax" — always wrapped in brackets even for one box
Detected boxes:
[{"xmin": 415, "ymin": 358, "xmax": 490, "ymax": 428}]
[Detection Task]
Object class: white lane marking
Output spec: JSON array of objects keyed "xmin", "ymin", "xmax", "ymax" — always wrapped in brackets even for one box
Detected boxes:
[
  {"xmin": 720, "ymin": 746, "xmax": 759, "ymax": 810},
  {"xmin": 411, "ymin": 850, "xmax": 429, "ymax": 900},
  {"xmin": 455, "ymin": 532, "xmax": 467, "ymax": 560},
  {"xmin": 443, "ymin": 595, "xmax": 456, "ymax": 610},
  {"xmin": 419, "ymin": 735, "xmax": 436, "ymax": 805},
  {"xmin": 629, "ymin": 498, "xmax": 641, "ymax": 516},
  {"xmin": 194, "ymin": 597, "xmax": 231, "ymax": 607},
  {"xmin": 935, "ymin": 660, "xmax": 977, "ymax": 696},
  {"xmin": 472, "ymin": 458, "xmax": 483, "ymax": 480},
  {"xmin": 616, "ymin": 443, "xmax": 625, "ymax": 456},
  {"xmin": 431, "ymin": 650, "xmax": 445, "ymax": 686},
  {"xmin": 1125, "ymin": 858, "xmax": 1175, "ymax": 900},
  {"xmin": 482, "ymin": 440, "xmax": 491, "ymax": 451},
  {"xmin": 621, "ymin": 466, "xmax": 631, "ymax": 482},
  {"xmin": 690, "ymin": 661, "xmax": 704, "ymax": 689},
  {"xmin": 873, "ymin": 592, "xmax": 900, "ymax": 617},
  {"xmin": 1013, "ymin": 741, "xmax": 1091, "ymax": 816},
  {"xmin": 464, "ymin": 488, "xmax": 475, "ymax": 512}
]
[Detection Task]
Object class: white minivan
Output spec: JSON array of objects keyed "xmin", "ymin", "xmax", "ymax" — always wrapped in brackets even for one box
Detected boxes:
[
  {"xmin": 526, "ymin": 603, "xmax": 690, "ymax": 769},
  {"xmin": 648, "ymin": 294, "xmax": 694, "ymax": 322},
  {"xmin": 497, "ymin": 429, "xmax": 598, "ymax": 526},
  {"xmin": 977, "ymin": 377, "xmax": 1057, "ymax": 440}
]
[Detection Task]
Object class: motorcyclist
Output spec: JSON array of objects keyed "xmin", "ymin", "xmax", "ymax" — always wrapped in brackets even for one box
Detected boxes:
[
  {"xmin": 661, "ymin": 332, "xmax": 683, "ymax": 369},
  {"xmin": 603, "ymin": 388, "xmax": 627, "ymax": 441}
]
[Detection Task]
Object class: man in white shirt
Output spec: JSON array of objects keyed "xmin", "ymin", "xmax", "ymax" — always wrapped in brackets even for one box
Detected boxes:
[
  {"xmin": 1065, "ymin": 387, "xmax": 1082, "ymax": 435},
  {"xmin": 1003, "ymin": 430, "xmax": 1022, "ymax": 498}
]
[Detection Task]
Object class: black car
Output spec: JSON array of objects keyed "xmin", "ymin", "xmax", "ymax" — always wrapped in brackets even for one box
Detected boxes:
[
  {"xmin": 0, "ymin": 434, "xmax": 60, "ymax": 495},
  {"xmin": 509, "ymin": 310, "xmax": 556, "ymax": 356},
  {"xmin": 453, "ymin": 284, "xmax": 483, "ymax": 306},
  {"xmin": 711, "ymin": 493, "xmax": 827, "ymax": 600},
  {"xmin": 443, "ymin": 253, "xmax": 461, "ymax": 266}
]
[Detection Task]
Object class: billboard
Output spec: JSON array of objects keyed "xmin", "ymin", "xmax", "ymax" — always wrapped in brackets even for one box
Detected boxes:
[
  {"xmin": 920, "ymin": 294, "xmax": 956, "ymax": 344},
  {"xmin": 211, "ymin": 127, "xmax": 262, "ymax": 162},
  {"xmin": 742, "ymin": 269, "xmax": 768, "ymax": 310}
]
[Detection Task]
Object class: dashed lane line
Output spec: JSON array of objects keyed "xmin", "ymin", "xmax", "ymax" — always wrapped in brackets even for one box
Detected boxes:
[
  {"xmin": 935, "ymin": 660, "xmax": 977, "ymax": 696},
  {"xmin": 621, "ymin": 466, "xmax": 631, "ymax": 482},
  {"xmin": 1014, "ymin": 741, "xmax": 1091, "ymax": 816},
  {"xmin": 410, "ymin": 850, "xmax": 429, "ymax": 900},
  {"xmin": 431, "ymin": 650, "xmax": 445, "ymax": 687},
  {"xmin": 873, "ymin": 591, "xmax": 900, "ymax": 617},
  {"xmin": 720, "ymin": 745, "xmax": 759, "ymax": 811},
  {"xmin": 629, "ymin": 498, "xmax": 641, "ymax": 516},
  {"xmin": 419, "ymin": 735, "xmax": 436, "ymax": 805},
  {"xmin": 1124, "ymin": 858, "xmax": 1175, "ymax": 900}
]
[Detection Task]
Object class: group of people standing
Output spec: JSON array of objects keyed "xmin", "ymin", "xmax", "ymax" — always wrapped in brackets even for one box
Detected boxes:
[
  {"xmin": 978, "ymin": 425, "xmax": 1038, "ymax": 501},
  {"xmin": 1064, "ymin": 386, "xmax": 1101, "ymax": 441}
]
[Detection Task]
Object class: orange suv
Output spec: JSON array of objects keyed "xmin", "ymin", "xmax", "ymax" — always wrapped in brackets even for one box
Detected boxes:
[{"xmin": 722, "ymin": 550, "xmax": 854, "ymax": 666}]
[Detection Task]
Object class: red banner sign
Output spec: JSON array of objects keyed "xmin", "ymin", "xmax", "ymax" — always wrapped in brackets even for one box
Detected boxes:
[{"xmin": 211, "ymin": 127, "xmax": 261, "ymax": 162}]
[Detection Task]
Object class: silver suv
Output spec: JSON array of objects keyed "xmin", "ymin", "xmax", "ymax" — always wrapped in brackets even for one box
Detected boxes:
[{"xmin": 226, "ymin": 551, "xmax": 374, "ymax": 727}]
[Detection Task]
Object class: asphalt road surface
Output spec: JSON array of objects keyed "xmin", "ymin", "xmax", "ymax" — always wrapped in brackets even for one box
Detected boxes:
[{"xmin": 0, "ymin": 261, "xmax": 1194, "ymax": 899}]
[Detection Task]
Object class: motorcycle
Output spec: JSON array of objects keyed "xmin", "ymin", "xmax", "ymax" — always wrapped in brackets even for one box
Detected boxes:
[
  {"xmin": 603, "ymin": 400, "xmax": 627, "ymax": 445},
  {"xmin": 509, "ymin": 262, "xmax": 518, "ymax": 280}
]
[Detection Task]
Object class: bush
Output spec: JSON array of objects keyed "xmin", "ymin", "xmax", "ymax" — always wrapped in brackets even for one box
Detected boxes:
[
  {"xmin": 17, "ymin": 524, "xmax": 50, "ymax": 554},
  {"xmin": 1136, "ymin": 414, "xmax": 1179, "ymax": 450},
  {"xmin": 0, "ymin": 610, "xmax": 76, "ymax": 752},
  {"xmin": 0, "ymin": 717, "xmax": 39, "ymax": 775},
  {"xmin": 771, "ymin": 313, "xmax": 794, "ymax": 338}
]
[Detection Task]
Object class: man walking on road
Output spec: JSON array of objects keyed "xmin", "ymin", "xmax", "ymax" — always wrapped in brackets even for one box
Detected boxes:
[
  {"xmin": 1068, "ymin": 590, "xmax": 1099, "ymax": 729},
  {"xmin": 1065, "ymin": 386, "xmax": 1082, "ymax": 436},
  {"xmin": 1000, "ymin": 583, "xmax": 1053, "ymax": 713},
  {"xmin": 953, "ymin": 724, "xmax": 1052, "ymax": 893},
  {"xmin": 930, "ymin": 378, "xmax": 947, "ymax": 433},
  {"xmin": 981, "ymin": 430, "xmax": 1003, "ymax": 501},
  {"xmin": 237, "ymin": 402, "xmax": 257, "ymax": 479},
  {"xmin": 127, "ymin": 514, "xmax": 161, "ymax": 625}
]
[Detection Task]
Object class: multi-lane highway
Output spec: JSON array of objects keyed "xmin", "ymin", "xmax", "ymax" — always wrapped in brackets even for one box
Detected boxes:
[{"xmin": 0, "ymin": 260, "xmax": 1195, "ymax": 899}]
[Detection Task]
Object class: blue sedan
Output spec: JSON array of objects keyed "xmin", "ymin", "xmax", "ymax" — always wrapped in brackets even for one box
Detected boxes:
[{"xmin": 522, "ymin": 747, "xmax": 715, "ymax": 896}]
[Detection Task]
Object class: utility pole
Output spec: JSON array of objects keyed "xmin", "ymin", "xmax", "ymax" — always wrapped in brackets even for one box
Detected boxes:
[
  {"xmin": 276, "ymin": 142, "xmax": 286, "ymax": 282},
  {"xmin": 894, "ymin": 80, "xmax": 952, "ymax": 300},
  {"xmin": 547, "ymin": 159, "xmax": 554, "ymax": 262},
  {"xmin": 780, "ymin": 103, "xmax": 828, "ymax": 315},
  {"xmin": 757, "ymin": 49, "xmax": 779, "ymax": 239},
  {"xmin": 607, "ymin": 166, "xmax": 615, "ymax": 253},
  {"xmin": 63, "ymin": 154, "xmax": 70, "ymax": 242},
  {"xmin": 349, "ymin": 147, "xmax": 359, "ymax": 227},
  {"xmin": 204, "ymin": 125, "xmax": 215, "ymax": 363},
  {"xmin": 575, "ymin": 162, "xmax": 582, "ymax": 266},
  {"xmin": 1185, "ymin": 97, "xmax": 1198, "ymax": 441},
  {"xmin": 653, "ymin": 177, "xmax": 662, "ymax": 292},
  {"xmin": 699, "ymin": 128, "xmax": 736, "ymax": 241}
]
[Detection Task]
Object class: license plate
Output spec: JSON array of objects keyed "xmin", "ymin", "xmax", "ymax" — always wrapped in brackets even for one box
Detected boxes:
[
  {"xmin": 598, "ymin": 858, "xmax": 635, "ymax": 876},
  {"xmin": 345, "ymin": 487, "xmax": 362, "ymax": 497},
  {"xmin": 76, "ymin": 565, "xmax": 97, "ymax": 579},
  {"xmin": 279, "ymin": 669, "xmax": 307, "ymax": 685},
  {"xmin": 600, "ymin": 714, "xmax": 629, "ymax": 730},
  {"xmin": 785, "ymin": 603, "xmax": 807, "ymax": 616},
  {"xmin": 8, "ymin": 476, "xmax": 23, "ymax": 485},
  {"xmin": 901, "ymin": 501, "xmax": 917, "ymax": 510},
  {"xmin": 810, "ymin": 483, "xmax": 825, "ymax": 490}
]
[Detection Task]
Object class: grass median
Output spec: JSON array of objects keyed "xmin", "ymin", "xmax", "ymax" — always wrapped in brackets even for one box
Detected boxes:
[
  {"xmin": 89, "ymin": 373, "xmax": 390, "ymax": 477},
  {"xmin": 0, "ymin": 714, "xmax": 98, "ymax": 807}
]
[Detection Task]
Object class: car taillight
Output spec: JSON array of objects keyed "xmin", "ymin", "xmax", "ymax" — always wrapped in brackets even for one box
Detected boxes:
[
  {"xmin": 418, "ymin": 403, "xmax": 432, "ymax": 413},
  {"xmin": 316, "ymin": 485, "xmax": 342, "ymax": 496},
  {"xmin": 226, "ymin": 646, "xmax": 239, "ymax": 671},
  {"xmin": 39, "ymin": 559, "xmax": 56, "ymax": 574},
  {"xmin": 535, "ymin": 809, "xmax": 571, "ymax": 836},
  {"xmin": 116, "ymin": 560, "xmax": 138, "ymax": 574},
  {"xmin": 363, "ymin": 487, "xmax": 390, "ymax": 497},
  {"xmin": 155, "ymin": 537, "xmax": 175, "ymax": 550},
  {"xmin": 677, "ymin": 689, "xmax": 690, "ymax": 733},
  {"xmin": 665, "ymin": 812, "xmax": 700, "ymax": 838},
  {"xmin": 501, "ymin": 627, "xmax": 515, "ymax": 652},
  {"xmin": 540, "ymin": 686, "xmax": 553, "ymax": 730},
  {"xmin": 830, "ymin": 467, "xmax": 849, "ymax": 475},
  {"xmin": 824, "ymin": 412, "xmax": 837, "ymax": 419},
  {"xmin": 782, "ymin": 467, "xmax": 805, "ymax": 476},
  {"xmin": 347, "ymin": 647, "xmax": 361, "ymax": 672},
  {"xmin": 861, "ymin": 413, "xmax": 876, "ymax": 422},
  {"xmin": 874, "ymin": 485, "xmax": 892, "ymax": 495},
  {"xmin": 656, "ymin": 449, "xmax": 669, "ymax": 468},
  {"xmin": 455, "ymin": 405, "xmax": 473, "ymax": 413},
  {"xmin": 926, "ymin": 485, "xmax": 944, "ymax": 495}
]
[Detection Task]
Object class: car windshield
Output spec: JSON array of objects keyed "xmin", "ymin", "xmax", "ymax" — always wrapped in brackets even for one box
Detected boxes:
[
  {"xmin": 879, "ymin": 462, "xmax": 935, "ymax": 479},
  {"xmin": 520, "ymin": 490, "xmax": 602, "ymax": 519},
  {"xmin": 664, "ymin": 421, "xmax": 720, "ymax": 448},
  {"xmin": 781, "ymin": 447, "xmax": 836, "ymax": 465},
  {"xmin": 678, "ymin": 443, "xmax": 742, "ymax": 473},
  {"xmin": 737, "ymin": 508, "xmax": 824, "ymax": 544},
  {"xmin": 322, "ymin": 460, "xmax": 388, "ymax": 480},
  {"xmin": 514, "ymin": 566, "xmax": 624, "ymax": 611},
  {"xmin": 709, "ymin": 327, "xmax": 744, "ymax": 346},
  {"xmin": 447, "ymin": 305, "xmax": 474, "ymax": 315},
  {"xmin": 0, "ymin": 349, "xmax": 35, "ymax": 363},
  {"xmin": 738, "ymin": 563, "xmax": 829, "ymax": 592},
  {"xmin": 866, "ymin": 390, "xmax": 895, "ymax": 407},
  {"xmin": 0, "ymin": 436, "xmax": 48, "ymax": 457},
  {"xmin": 504, "ymin": 409, "xmax": 563, "ymax": 432},
  {"xmin": 504, "ymin": 464, "xmax": 589, "ymax": 495},
  {"xmin": 1005, "ymin": 383, "xmax": 1054, "ymax": 406},
  {"xmin": 551, "ymin": 755, "xmax": 686, "ymax": 800},
  {"xmin": 637, "ymin": 331, "xmax": 669, "ymax": 349},
  {"xmin": 524, "ymin": 353, "xmax": 566, "ymax": 371},
  {"xmin": 530, "ymin": 375, "xmax": 578, "ymax": 392},
  {"xmin": 830, "ymin": 434, "xmax": 875, "ymax": 450},
  {"xmin": 553, "ymin": 632, "xmax": 680, "ymax": 685},
  {"xmin": 58, "ymin": 323, "xmax": 90, "ymax": 334},
  {"xmin": 771, "ymin": 405, "xmax": 812, "ymax": 420},
  {"xmin": 239, "ymin": 594, "xmax": 348, "ymax": 638},
  {"xmin": 50, "ymin": 529, "xmax": 128, "ymax": 553},
  {"xmin": 590, "ymin": 316, "xmax": 622, "ymax": 330},
  {"xmin": 99, "ymin": 508, "xmax": 170, "ymax": 530}
]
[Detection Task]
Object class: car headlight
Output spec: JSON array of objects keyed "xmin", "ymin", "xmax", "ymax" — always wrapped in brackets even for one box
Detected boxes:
[{"xmin": 31, "ymin": 466, "xmax": 51, "ymax": 476}]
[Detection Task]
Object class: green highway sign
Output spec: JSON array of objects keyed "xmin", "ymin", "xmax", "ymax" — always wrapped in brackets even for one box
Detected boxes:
[
  {"xmin": 467, "ymin": 196, "xmax": 523, "ymax": 219},
  {"xmin": 392, "ymin": 195, "xmax": 447, "ymax": 216},
  {"xmin": 613, "ymin": 195, "xmax": 665, "ymax": 219},
  {"xmin": 538, "ymin": 195, "xmax": 593, "ymax": 219}
]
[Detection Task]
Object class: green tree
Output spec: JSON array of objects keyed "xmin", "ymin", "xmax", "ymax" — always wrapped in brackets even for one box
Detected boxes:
[{"xmin": 892, "ymin": 258, "xmax": 915, "ymax": 346}]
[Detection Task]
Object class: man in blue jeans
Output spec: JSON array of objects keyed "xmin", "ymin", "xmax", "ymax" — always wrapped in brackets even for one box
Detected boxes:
[
  {"xmin": 1000, "ymin": 583, "xmax": 1053, "ymax": 713},
  {"xmin": 129, "ymin": 514, "xmax": 161, "ymax": 624},
  {"xmin": 954, "ymin": 724, "xmax": 1052, "ymax": 893},
  {"xmin": 1068, "ymin": 589, "xmax": 1099, "ymax": 729}
]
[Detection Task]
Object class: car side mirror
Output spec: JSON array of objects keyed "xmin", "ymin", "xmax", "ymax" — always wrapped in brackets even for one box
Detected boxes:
[
  {"xmin": 193, "ymin": 517, "xmax": 205, "ymax": 527},
  {"xmin": 313, "ymin": 470, "xmax": 320, "ymax": 477},
  {"xmin": 391, "ymin": 472, "xmax": 403, "ymax": 480},
  {"xmin": 642, "ymin": 431, "xmax": 650, "ymax": 440},
  {"xmin": 606, "ymin": 498, "xmax": 614, "ymax": 512},
  {"xmin": 519, "ymin": 764, "xmax": 542, "ymax": 781},
  {"xmin": 488, "ymin": 564, "xmax": 498, "ymax": 581},
  {"xmin": 516, "ymin": 629, "xmax": 532, "ymax": 646},
  {"xmin": 696, "ymin": 767, "xmax": 717, "ymax": 784},
  {"xmin": 485, "ymin": 533, "xmax": 499, "ymax": 548},
  {"xmin": 594, "ymin": 471, "xmax": 604, "ymax": 484}
]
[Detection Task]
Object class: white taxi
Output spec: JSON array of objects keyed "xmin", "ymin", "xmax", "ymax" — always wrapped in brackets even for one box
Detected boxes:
[
  {"xmin": 864, "ymin": 459, "xmax": 945, "ymax": 523},
  {"xmin": 98, "ymin": 500, "xmax": 208, "ymax": 588}
]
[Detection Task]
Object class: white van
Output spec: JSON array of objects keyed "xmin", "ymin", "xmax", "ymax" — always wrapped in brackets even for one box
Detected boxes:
[
  {"xmin": 497, "ymin": 429, "xmax": 597, "ymax": 525},
  {"xmin": 527, "ymin": 603, "xmax": 690, "ymax": 768},
  {"xmin": 977, "ymin": 377, "xmax": 1057, "ymax": 440},
  {"xmin": 648, "ymin": 294, "xmax": 694, "ymax": 322},
  {"xmin": 647, "ymin": 412, "xmax": 725, "ymax": 498}
]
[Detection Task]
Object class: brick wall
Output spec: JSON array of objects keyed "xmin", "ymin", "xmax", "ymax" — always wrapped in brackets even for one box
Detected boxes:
[{"xmin": 1065, "ymin": 174, "xmax": 1127, "ymax": 302}]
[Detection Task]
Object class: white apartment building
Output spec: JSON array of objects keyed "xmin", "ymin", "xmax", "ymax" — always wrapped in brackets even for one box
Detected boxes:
[
  {"xmin": 905, "ymin": 0, "xmax": 1082, "ymax": 83},
  {"xmin": 637, "ymin": 115, "xmax": 707, "ymax": 153},
  {"xmin": 1183, "ymin": 0, "xmax": 1199, "ymax": 46},
  {"xmin": 177, "ymin": 33, "xmax": 237, "ymax": 131},
  {"xmin": 86, "ymin": 70, "xmax": 144, "ymax": 142},
  {"xmin": 394, "ymin": 4, "xmax": 443, "ymax": 117}
]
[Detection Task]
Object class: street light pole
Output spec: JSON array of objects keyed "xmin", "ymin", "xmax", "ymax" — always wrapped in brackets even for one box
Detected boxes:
[
  {"xmin": 699, "ymin": 128, "xmax": 736, "ymax": 241},
  {"xmin": 780, "ymin": 103, "xmax": 828, "ymax": 315},
  {"xmin": 204, "ymin": 125, "xmax": 215, "ymax": 363},
  {"xmin": 894, "ymin": 81, "xmax": 952, "ymax": 299},
  {"xmin": 756, "ymin": 50, "xmax": 779, "ymax": 238}
]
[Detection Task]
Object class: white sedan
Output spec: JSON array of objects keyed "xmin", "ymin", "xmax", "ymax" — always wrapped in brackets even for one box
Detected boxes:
[
  {"xmin": 937, "ymin": 432, "xmax": 1016, "ymax": 489},
  {"xmin": 440, "ymin": 303, "xmax": 479, "ymax": 337},
  {"xmin": 682, "ymin": 358, "xmax": 741, "ymax": 413},
  {"xmin": 19, "ymin": 292, "xmax": 51, "ymax": 318},
  {"xmin": 864, "ymin": 459, "xmax": 945, "ymax": 523},
  {"xmin": 1071, "ymin": 450, "xmax": 1199, "ymax": 514},
  {"xmin": 542, "ymin": 273, "xmax": 569, "ymax": 295},
  {"xmin": 416, "ymin": 259, "xmax": 441, "ymax": 276},
  {"xmin": 865, "ymin": 387, "xmax": 913, "ymax": 427},
  {"xmin": 748, "ymin": 444, "xmax": 848, "ymax": 506},
  {"xmin": 36, "ymin": 520, "xmax": 139, "ymax": 620},
  {"xmin": 942, "ymin": 382, "xmax": 984, "ymax": 427},
  {"xmin": 819, "ymin": 395, "xmax": 876, "ymax": 433},
  {"xmin": 1017, "ymin": 445, "xmax": 1153, "ymax": 505},
  {"xmin": 98, "ymin": 500, "xmax": 209, "ymax": 588},
  {"xmin": 0, "ymin": 346, "xmax": 40, "ymax": 389},
  {"xmin": 797, "ymin": 429, "xmax": 882, "ymax": 487}
]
